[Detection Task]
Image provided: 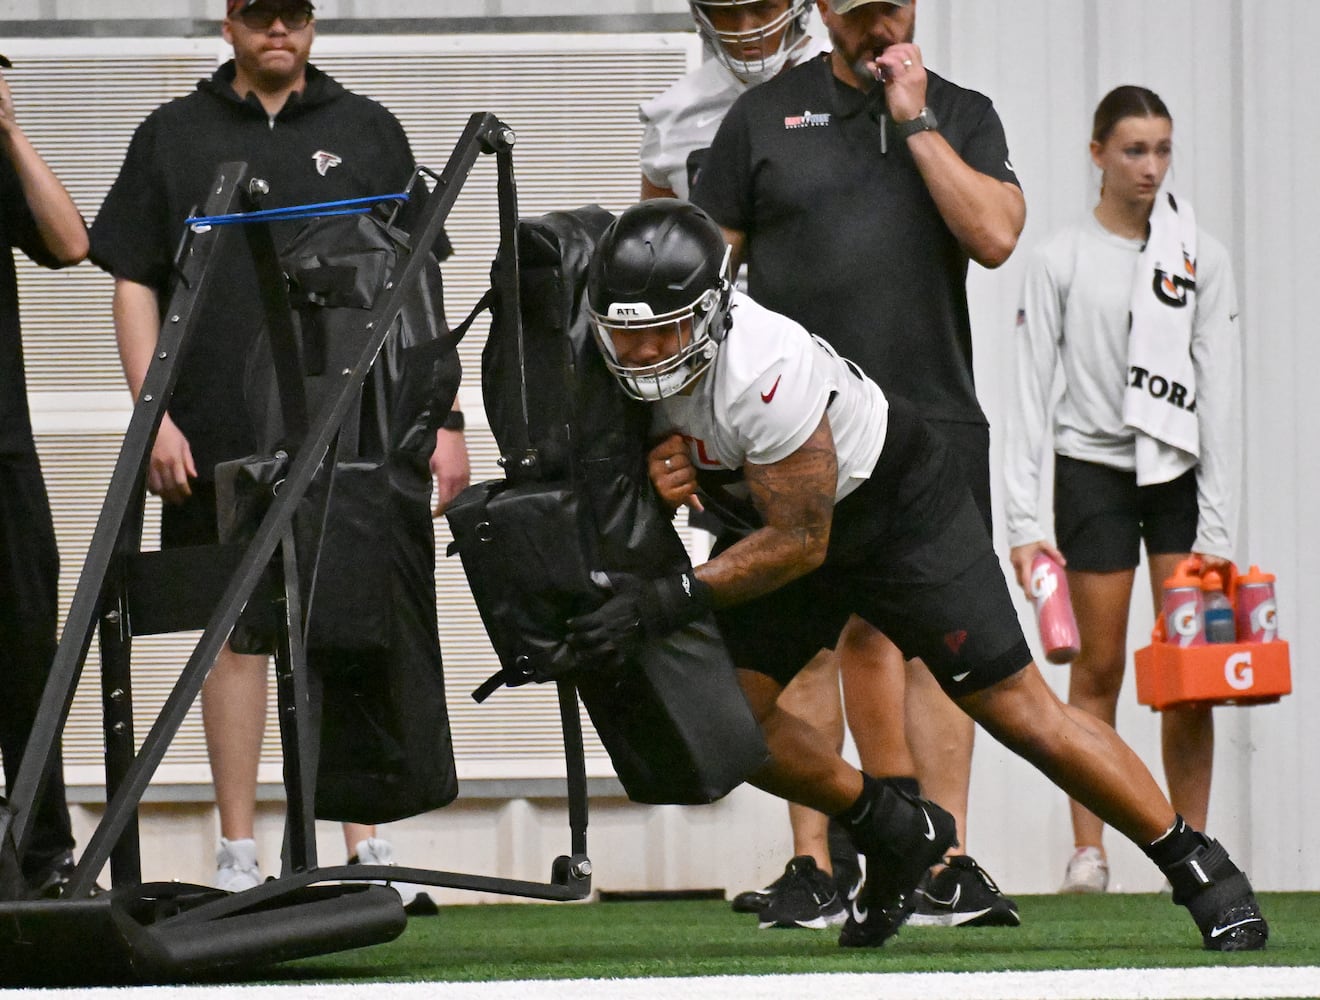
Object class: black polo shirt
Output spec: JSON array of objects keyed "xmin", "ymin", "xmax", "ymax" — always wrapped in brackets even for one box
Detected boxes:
[
  {"xmin": 0, "ymin": 154, "xmax": 63, "ymax": 456},
  {"xmin": 693, "ymin": 53, "xmax": 1020, "ymax": 425},
  {"xmin": 90, "ymin": 61, "xmax": 445, "ymax": 478}
]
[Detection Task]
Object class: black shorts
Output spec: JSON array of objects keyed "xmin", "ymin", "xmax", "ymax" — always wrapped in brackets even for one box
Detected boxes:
[
  {"xmin": 1053, "ymin": 455, "xmax": 1198, "ymax": 573},
  {"xmin": 714, "ymin": 401, "xmax": 1031, "ymax": 697},
  {"xmin": 160, "ymin": 480, "xmax": 220, "ymax": 549},
  {"xmin": 926, "ymin": 419, "xmax": 992, "ymax": 535}
]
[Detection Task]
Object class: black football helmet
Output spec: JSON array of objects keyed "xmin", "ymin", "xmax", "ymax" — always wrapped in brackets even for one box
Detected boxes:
[{"xmin": 587, "ymin": 199, "xmax": 733, "ymax": 401}]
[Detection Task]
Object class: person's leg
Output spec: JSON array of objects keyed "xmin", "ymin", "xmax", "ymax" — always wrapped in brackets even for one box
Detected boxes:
[
  {"xmin": 202, "ymin": 644, "xmax": 269, "ymax": 842},
  {"xmin": 839, "ymin": 618, "xmax": 916, "ymax": 779},
  {"xmin": 959, "ymin": 663, "xmax": 1173, "ymax": 844},
  {"xmin": 0, "ymin": 457, "xmax": 76, "ymax": 894},
  {"xmin": 1146, "ymin": 552, "xmax": 1214, "ymax": 832},
  {"xmin": 777, "ymin": 649, "xmax": 846, "ymax": 873},
  {"xmin": 903, "ymin": 657, "xmax": 971, "ymax": 844},
  {"xmin": 1062, "ymin": 567, "xmax": 1137, "ymax": 858},
  {"xmin": 738, "ymin": 667, "xmax": 956, "ymax": 946},
  {"xmin": 959, "ymin": 662, "xmax": 1266, "ymax": 951}
]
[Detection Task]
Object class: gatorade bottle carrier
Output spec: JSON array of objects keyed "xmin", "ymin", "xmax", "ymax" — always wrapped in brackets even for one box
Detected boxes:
[{"xmin": 1134, "ymin": 556, "xmax": 1291, "ymax": 711}]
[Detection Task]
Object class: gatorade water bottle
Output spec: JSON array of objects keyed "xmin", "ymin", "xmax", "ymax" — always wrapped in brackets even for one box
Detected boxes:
[
  {"xmin": 1162, "ymin": 562, "xmax": 1206, "ymax": 647},
  {"xmin": 1201, "ymin": 570, "xmax": 1235, "ymax": 643},
  {"xmin": 1235, "ymin": 565, "xmax": 1279, "ymax": 643},
  {"xmin": 1029, "ymin": 552, "xmax": 1081, "ymax": 664}
]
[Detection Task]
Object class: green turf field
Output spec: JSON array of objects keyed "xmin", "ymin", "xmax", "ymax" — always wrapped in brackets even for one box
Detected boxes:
[{"xmin": 267, "ymin": 893, "xmax": 1320, "ymax": 984}]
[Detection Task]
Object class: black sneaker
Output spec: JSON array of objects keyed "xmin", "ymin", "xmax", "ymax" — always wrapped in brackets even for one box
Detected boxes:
[
  {"xmin": 1164, "ymin": 835, "xmax": 1268, "ymax": 951},
  {"xmin": 828, "ymin": 817, "xmax": 863, "ymax": 903},
  {"xmin": 838, "ymin": 787, "xmax": 957, "ymax": 948},
  {"xmin": 24, "ymin": 852, "xmax": 104, "ymax": 900},
  {"xmin": 908, "ymin": 855, "xmax": 1021, "ymax": 928},
  {"xmin": 730, "ymin": 864, "xmax": 791, "ymax": 915},
  {"xmin": 757, "ymin": 856, "xmax": 846, "ymax": 930}
]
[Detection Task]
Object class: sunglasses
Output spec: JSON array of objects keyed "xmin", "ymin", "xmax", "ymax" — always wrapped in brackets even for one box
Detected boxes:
[{"xmin": 235, "ymin": 4, "xmax": 315, "ymax": 31}]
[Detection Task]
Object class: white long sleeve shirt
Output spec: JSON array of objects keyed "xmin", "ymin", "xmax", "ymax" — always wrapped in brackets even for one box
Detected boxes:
[{"xmin": 1003, "ymin": 212, "xmax": 1242, "ymax": 560}]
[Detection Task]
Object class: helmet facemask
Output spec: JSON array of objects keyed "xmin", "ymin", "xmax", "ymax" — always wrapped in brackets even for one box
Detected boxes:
[
  {"xmin": 589, "ymin": 245, "xmax": 733, "ymax": 402},
  {"xmin": 690, "ymin": 0, "xmax": 813, "ymax": 85}
]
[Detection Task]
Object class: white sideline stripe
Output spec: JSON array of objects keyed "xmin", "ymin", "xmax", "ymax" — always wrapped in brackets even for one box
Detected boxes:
[{"xmin": 4, "ymin": 968, "xmax": 1319, "ymax": 1000}]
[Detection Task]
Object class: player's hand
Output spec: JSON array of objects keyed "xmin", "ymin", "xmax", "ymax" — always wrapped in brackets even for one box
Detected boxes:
[
  {"xmin": 148, "ymin": 412, "xmax": 197, "ymax": 505},
  {"xmin": 647, "ymin": 433, "xmax": 703, "ymax": 514},
  {"xmin": 566, "ymin": 570, "xmax": 712, "ymax": 671}
]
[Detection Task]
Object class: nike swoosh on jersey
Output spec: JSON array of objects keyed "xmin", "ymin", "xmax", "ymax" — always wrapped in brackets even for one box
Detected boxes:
[
  {"xmin": 695, "ymin": 112, "xmax": 724, "ymax": 129},
  {"xmin": 761, "ymin": 374, "xmax": 783, "ymax": 403},
  {"xmin": 951, "ymin": 671, "xmax": 971, "ymax": 683}
]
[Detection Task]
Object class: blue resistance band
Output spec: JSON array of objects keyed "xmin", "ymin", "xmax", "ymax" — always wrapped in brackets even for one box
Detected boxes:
[{"xmin": 186, "ymin": 191, "xmax": 409, "ymax": 232}]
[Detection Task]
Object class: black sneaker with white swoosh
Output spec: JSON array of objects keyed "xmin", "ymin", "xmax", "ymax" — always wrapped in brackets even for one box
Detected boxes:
[
  {"xmin": 908, "ymin": 854, "xmax": 1021, "ymax": 928},
  {"xmin": 838, "ymin": 786, "xmax": 957, "ymax": 948},
  {"xmin": 1163, "ymin": 834, "xmax": 1268, "ymax": 951}
]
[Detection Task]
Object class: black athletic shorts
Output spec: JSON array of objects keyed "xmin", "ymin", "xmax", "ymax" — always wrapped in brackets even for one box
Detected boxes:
[
  {"xmin": 926, "ymin": 418, "xmax": 992, "ymax": 535},
  {"xmin": 160, "ymin": 479, "xmax": 221, "ymax": 549},
  {"xmin": 1053, "ymin": 455, "xmax": 1198, "ymax": 573},
  {"xmin": 713, "ymin": 399, "xmax": 1031, "ymax": 697}
]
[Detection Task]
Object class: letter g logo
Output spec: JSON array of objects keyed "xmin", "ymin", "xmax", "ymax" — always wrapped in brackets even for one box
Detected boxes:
[{"xmin": 1224, "ymin": 651, "xmax": 1254, "ymax": 691}]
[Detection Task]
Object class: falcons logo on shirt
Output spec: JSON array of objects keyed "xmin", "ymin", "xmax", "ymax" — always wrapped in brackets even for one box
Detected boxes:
[{"xmin": 312, "ymin": 150, "xmax": 342, "ymax": 176}]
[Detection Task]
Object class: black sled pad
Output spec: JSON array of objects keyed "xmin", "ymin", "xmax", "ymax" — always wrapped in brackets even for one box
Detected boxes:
[{"xmin": 0, "ymin": 880, "xmax": 406, "ymax": 984}]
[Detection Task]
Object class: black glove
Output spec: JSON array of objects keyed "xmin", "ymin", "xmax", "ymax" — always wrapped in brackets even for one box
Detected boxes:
[{"xmin": 566, "ymin": 571, "xmax": 713, "ymax": 671}]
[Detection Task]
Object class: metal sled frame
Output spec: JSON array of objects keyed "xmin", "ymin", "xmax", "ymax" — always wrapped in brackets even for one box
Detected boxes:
[{"xmin": 0, "ymin": 112, "xmax": 591, "ymax": 980}]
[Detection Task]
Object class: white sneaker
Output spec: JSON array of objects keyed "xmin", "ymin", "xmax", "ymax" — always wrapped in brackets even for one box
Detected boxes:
[
  {"xmin": 351, "ymin": 837, "xmax": 395, "ymax": 867},
  {"xmin": 216, "ymin": 837, "xmax": 262, "ymax": 892},
  {"xmin": 1059, "ymin": 846, "xmax": 1109, "ymax": 894}
]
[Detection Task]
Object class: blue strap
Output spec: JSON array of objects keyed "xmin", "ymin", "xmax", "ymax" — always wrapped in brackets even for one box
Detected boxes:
[{"xmin": 186, "ymin": 191, "xmax": 409, "ymax": 231}]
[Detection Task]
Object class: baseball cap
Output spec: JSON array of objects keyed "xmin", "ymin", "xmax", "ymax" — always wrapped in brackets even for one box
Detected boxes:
[
  {"xmin": 829, "ymin": 0, "xmax": 911, "ymax": 13},
  {"xmin": 227, "ymin": 0, "xmax": 315, "ymax": 12}
]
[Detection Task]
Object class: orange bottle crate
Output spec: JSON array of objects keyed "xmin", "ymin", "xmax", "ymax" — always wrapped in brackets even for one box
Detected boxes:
[{"xmin": 1134, "ymin": 639, "xmax": 1291, "ymax": 711}]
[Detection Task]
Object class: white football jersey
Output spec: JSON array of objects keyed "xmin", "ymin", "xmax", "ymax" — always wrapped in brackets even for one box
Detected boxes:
[
  {"xmin": 639, "ymin": 37, "xmax": 828, "ymax": 199},
  {"xmin": 654, "ymin": 291, "xmax": 887, "ymax": 502}
]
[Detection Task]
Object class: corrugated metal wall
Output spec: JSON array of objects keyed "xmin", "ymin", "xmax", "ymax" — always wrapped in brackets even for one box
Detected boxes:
[{"xmin": 4, "ymin": 0, "xmax": 1315, "ymax": 896}]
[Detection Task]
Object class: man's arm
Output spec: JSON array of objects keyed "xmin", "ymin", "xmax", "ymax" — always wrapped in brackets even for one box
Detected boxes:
[
  {"xmin": 0, "ymin": 68, "xmax": 87, "ymax": 266},
  {"xmin": 693, "ymin": 413, "xmax": 837, "ymax": 607},
  {"xmin": 429, "ymin": 398, "xmax": 470, "ymax": 517},
  {"xmin": 113, "ymin": 276, "xmax": 196, "ymax": 503},
  {"xmin": 875, "ymin": 43, "xmax": 1025, "ymax": 269}
]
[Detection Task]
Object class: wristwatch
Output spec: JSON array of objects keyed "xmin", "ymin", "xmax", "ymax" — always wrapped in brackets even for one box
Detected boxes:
[{"xmin": 894, "ymin": 106, "xmax": 939, "ymax": 139}]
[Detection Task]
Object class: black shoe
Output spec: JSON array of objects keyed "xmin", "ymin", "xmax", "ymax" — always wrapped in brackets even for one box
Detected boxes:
[
  {"xmin": 838, "ymin": 788, "xmax": 958, "ymax": 948},
  {"xmin": 1164, "ymin": 835, "xmax": 1268, "ymax": 951},
  {"xmin": 827, "ymin": 817, "xmax": 863, "ymax": 903},
  {"xmin": 24, "ymin": 852, "xmax": 104, "ymax": 900},
  {"xmin": 757, "ymin": 856, "xmax": 846, "ymax": 930},
  {"xmin": 730, "ymin": 861, "xmax": 796, "ymax": 915},
  {"xmin": 908, "ymin": 855, "xmax": 1020, "ymax": 928}
]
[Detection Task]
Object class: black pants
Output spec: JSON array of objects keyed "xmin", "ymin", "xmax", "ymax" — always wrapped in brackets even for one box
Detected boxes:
[{"xmin": 0, "ymin": 453, "xmax": 75, "ymax": 880}]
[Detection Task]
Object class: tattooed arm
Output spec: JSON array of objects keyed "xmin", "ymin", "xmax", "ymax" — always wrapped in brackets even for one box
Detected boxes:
[{"xmin": 695, "ymin": 413, "xmax": 838, "ymax": 608}]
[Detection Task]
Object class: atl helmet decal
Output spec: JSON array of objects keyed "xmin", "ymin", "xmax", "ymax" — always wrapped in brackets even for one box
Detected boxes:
[{"xmin": 312, "ymin": 150, "xmax": 343, "ymax": 176}]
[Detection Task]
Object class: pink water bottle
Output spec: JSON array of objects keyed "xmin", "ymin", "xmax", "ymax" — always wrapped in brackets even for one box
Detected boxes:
[
  {"xmin": 1162, "ymin": 562, "xmax": 1206, "ymax": 647},
  {"xmin": 1235, "ymin": 565, "xmax": 1279, "ymax": 643},
  {"xmin": 1029, "ymin": 553, "xmax": 1080, "ymax": 664}
]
